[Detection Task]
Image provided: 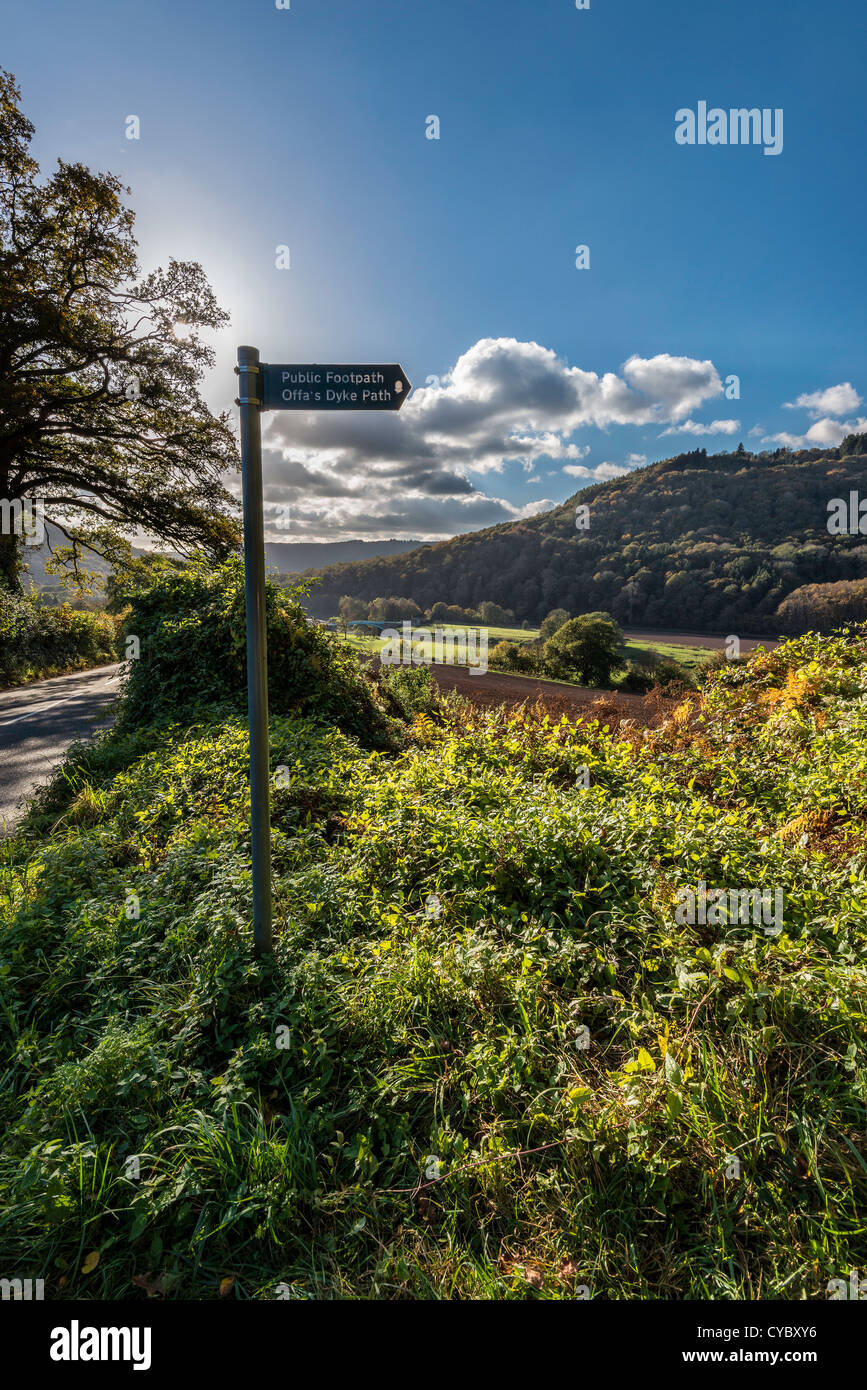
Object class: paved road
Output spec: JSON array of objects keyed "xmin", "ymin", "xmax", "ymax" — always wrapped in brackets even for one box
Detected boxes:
[{"xmin": 0, "ymin": 663, "xmax": 124, "ymax": 833}]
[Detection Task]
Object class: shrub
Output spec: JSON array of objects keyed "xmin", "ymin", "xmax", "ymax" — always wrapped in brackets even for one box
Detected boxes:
[
  {"xmin": 489, "ymin": 640, "xmax": 520, "ymax": 670},
  {"xmin": 377, "ymin": 664, "xmax": 439, "ymax": 720},
  {"xmin": 618, "ymin": 663, "xmax": 655, "ymax": 693},
  {"xmin": 651, "ymin": 656, "xmax": 698, "ymax": 692},
  {"xmin": 514, "ymin": 642, "xmax": 544, "ymax": 674},
  {"xmin": 116, "ymin": 556, "xmax": 398, "ymax": 747},
  {"xmin": 701, "ymin": 649, "xmax": 750, "ymax": 678}
]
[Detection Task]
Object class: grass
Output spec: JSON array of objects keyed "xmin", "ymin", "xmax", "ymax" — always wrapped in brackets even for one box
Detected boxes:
[
  {"xmin": 341, "ymin": 625, "xmax": 716, "ymax": 683},
  {"xmin": 0, "ymin": 629, "xmax": 864, "ymax": 1300},
  {"xmin": 623, "ymin": 639, "xmax": 715, "ymax": 673}
]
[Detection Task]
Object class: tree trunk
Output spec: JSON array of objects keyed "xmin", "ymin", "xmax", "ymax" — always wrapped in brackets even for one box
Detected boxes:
[{"xmin": 0, "ymin": 531, "xmax": 23, "ymax": 593}]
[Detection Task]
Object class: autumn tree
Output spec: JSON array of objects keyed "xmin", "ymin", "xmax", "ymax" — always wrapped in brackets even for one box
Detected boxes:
[{"xmin": 0, "ymin": 69, "xmax": 240, "ymax": 592}]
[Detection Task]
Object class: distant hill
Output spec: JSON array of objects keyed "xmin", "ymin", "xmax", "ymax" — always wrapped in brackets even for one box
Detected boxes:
[
  {"xmin": 17, "ymin": 522, "xmax": 118, "ymax": 606},
  {"xmin": 268, "ymin": 538, "xmax": 429, "ymax": 575},
  {"xmin": 296, "ymin": 442, "xmax": 867, "ymax": 632}
]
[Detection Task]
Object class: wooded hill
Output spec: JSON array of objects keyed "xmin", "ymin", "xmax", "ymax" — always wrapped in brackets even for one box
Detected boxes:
[{"xmin": 291, "ymin": 441, "xmax": 867, "ymax": 632}]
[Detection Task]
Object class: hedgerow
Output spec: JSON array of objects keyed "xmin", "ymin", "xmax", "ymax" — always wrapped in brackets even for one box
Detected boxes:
[
  {"xmin": 0, "ymin": 589, "xmax": 119, "ymax": 687},
  {"xmin": 115, "ymin": 556, "xmax": 398, "ymax": 749}
]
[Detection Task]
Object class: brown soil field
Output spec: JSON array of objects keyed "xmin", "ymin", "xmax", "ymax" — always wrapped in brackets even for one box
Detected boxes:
[{"xmin": 427, "ymin": 663, "xmax": 687, "ymax": 728}]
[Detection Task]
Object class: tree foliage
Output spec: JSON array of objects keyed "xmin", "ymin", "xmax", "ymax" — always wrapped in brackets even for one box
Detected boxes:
[
  {"xmin": 544, "ymin": 611, "xmax": 624, "ymax": 685},
  {"xmin": 296, "ymin": 446, "xmax": 867, "ymax": 633},
  {"xmin": 776, "ymin": 579, "xmax": 867, "ymax": 634},
  {"xmin": 0, "ymin": 69, "xmax": 240, "ymax": 592}
]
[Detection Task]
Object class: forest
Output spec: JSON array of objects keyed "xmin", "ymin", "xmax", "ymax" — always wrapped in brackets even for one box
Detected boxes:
[{"xmin": 291, "ymin": 441, "xmax": 867, "ymax": 634}]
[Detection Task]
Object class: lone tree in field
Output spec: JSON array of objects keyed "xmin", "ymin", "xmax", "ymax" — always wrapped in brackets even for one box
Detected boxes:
[
  {"xmin": 0, "ymin": 69, "xmax": 240, "ymax": 592},
  {"xmin": 544, "ymin": 611, "xmax": 624, "ymax": 686}
]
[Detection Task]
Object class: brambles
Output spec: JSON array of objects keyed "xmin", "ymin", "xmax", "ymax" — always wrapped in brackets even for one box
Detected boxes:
[
  {"xmin": 115, "ymin": 557, "xmax": 398, "ymax": 749},
  {"xmin": 0, "ymin": 627, "xmax": 864, "ymax": 1299},
  {"xmin": 376, "ymin": 663, "xmax": 439, "ymax": 720}
]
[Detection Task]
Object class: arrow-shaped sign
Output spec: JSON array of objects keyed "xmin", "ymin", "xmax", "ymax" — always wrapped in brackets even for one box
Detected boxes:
[{"xmin": 261, "ymin": 363, "xmax": 412, "ymax": 411}]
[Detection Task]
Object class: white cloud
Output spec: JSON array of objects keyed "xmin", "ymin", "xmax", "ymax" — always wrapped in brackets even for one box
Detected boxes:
[
  {"xmin": 562, "ymin": 458, "xmax": 638, "ymax": 482},
  {"xmin": 763, "ymin": 416, "xmax": 867, "ymax": 449},
  {"xmin": 660, "ymin": 418, "xmax": 741, "ymax": 437},
  {"xmin": 260, "ymin": 337, "xmax": 727, "ymax": 539},
  {"xmin": 783, "ymin": 383, "xmax": 862, "ymax": 418}
]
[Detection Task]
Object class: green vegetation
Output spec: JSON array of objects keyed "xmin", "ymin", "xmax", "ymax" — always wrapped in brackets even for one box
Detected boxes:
[
  {"xmin": 295, "ymin": 444, "xmax": 867, "ymax": 633},
  {"xmin": 489, "ymin": 614, "xmax": 710, "ymax": 692},
  {"xmin": 0, "ymin": 588, "xmax": 119, "ymax": 687},
  {"xmin": 1, "ymin": 587, "xmax": 865, "ymax": 1299},
  {"xmin": 543, "ymin": 613, "xmax": 625, "ymax": 686},
  {"xmin": 115, "ymin": 558, "xmax": 397, "ymax": 750},
  {"xmin": 0, "ymin": 69, "xmax": 238, "ymax": 596},
  {"xmin": 342, "ymin": 615, "xmax": 713, "ymax": 693}
]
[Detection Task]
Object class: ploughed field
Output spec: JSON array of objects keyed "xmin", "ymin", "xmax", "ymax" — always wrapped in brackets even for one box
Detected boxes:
[{"xmin": 427, "ymin": 661, "xmax": 681, "ymax": 725}]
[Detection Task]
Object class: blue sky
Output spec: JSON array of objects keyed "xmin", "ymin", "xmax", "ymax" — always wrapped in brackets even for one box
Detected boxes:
[{"xmin": 5, "ymin": 0, "xmax": 866, "ymax": 541}]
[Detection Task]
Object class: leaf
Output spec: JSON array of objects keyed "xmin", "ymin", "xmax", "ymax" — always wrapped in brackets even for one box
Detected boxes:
[
  {"xmin": 81, "ymin": 1250, "xmax": 100, "ymax": 1274},
  {"xmin": 664, "ymin": 1053, "xmax": 683, "ymax": 1085},
  {"xmin": 132, "ymin": 1271, "xmax": 167, "ymax": 1299},
  {"xmin": 219, "ymin": 1275, "xmax": 236, "ymax": 1298}
]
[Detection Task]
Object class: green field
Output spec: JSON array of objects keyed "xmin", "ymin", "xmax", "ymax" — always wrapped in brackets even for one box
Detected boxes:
[{"xmin": 339, "ymin": 622, "xmax": 715, "ymax": 680}]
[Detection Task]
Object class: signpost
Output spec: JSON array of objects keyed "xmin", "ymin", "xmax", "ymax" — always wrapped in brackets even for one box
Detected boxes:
[
  {"xmin": 261, "ymin": 363, "xmax": 411, "ymax": 412},
  {"xmin": 235, "ymin": 347, "xmax": 412, "ymax": 954}
]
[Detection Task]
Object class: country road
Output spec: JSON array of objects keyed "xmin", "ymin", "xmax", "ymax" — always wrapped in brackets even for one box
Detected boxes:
[{"xmin": 0, "ymin": 664, "xmax": 124, "ymax": 833}]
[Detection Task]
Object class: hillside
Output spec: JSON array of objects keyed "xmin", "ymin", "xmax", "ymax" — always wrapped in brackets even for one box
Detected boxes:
[
  {"xmin": 267, "ymin": 538, "xmax": 429, "ymax": 573},
  {"xmin": 295, "ymin": 443, "xmax": 867, "ymax": 631}
]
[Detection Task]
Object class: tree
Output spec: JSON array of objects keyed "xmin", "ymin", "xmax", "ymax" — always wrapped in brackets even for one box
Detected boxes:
[
  {"xmin": 0, "ymin": 70, "xmax": 240, "ymax": 592},
  {"xmin": 775, "ymin": 580, "xmax": 867, "ymax": 635},
  {"xmin": 478, "ymin": 600, "xmax": 512, "ymax": 626},
  {"xmin": 539, "ymin": 607, "xmax": 570, "ymax": 640},
  {"xmin": 104, "ymin": 550, "xmax": 183, "ymax": 613},
  {"xmin": 337, "ymin": 594, "xmax": 366, "ymax": 633},
  {"xmin": 840, "ymin": 432, "xmax": 867, "ymax": 457},
  {"xmin": 544, "ymin": 611, "xmax": 624, "ymax": 686}
]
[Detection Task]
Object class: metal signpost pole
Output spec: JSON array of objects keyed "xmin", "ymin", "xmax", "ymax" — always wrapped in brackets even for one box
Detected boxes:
[
  {"xmin": 236, "ymin": 345, "xmax": 273, "ymax": 955},
  {"xmin": 236, "ymin": 351, "xmax": 411, "ymax": 955}
]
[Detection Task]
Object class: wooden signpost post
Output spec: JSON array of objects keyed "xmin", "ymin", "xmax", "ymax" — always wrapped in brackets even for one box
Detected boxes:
[{"xmin": 235, "ymin": 347, "xmax": 412, "ymax": 954}]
